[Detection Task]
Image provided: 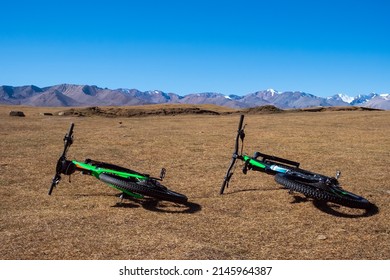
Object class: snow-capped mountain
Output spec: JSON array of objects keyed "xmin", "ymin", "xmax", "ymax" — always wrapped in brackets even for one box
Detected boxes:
[
  {"xmin": 360, "ymin": 93, "xmax": 390, "ymax": 110},
  {"xmin": 0, "ymin": 84, "xmax": 388, "ymax": 110},
  {"xmin": 329, "ymin": 93, "xmax": 355, "ymax": 103},
  {"xmin": 327, "ymin": 93, "xmax": 390, "ymax": 109}
]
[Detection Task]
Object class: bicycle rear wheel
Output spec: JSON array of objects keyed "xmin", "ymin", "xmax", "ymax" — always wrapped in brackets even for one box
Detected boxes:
[
  {"xmin": 275, "ymin": 173, "xmax": 373, "ymax": 209},
  {"xmin": 99, "ymin": 173, "xmax": 188, "ymax": 204}
]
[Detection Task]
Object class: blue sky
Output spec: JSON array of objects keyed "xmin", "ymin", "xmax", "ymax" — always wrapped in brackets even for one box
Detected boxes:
[{"xmin": 1, "ymin": 0, "xmax": 389, "ymax": 97}]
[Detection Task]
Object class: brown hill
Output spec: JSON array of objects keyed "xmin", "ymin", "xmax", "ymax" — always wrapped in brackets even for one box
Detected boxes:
[
  {"xmin": 55, "ymin": 104, "xmax": 382, "ymax": 118},
  {"xmin": 55, "ymin": 104, "xmax": 235, "ymax": 117}
]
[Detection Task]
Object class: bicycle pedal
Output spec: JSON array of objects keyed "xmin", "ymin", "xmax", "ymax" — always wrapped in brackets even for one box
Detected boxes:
[{"xmin": 159, "ymin": 168, "xmax": 166, "ymax": 180}]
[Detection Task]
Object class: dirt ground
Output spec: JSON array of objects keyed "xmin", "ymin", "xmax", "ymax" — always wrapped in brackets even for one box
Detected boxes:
[{"xmin": 0, "ymin": 105, "xmax": 389, "ymax": 260}]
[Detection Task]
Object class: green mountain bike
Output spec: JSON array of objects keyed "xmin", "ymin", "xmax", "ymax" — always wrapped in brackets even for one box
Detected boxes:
[
  {"xmin": 48, "ymin": 123, "xmax": 188, "ymax": 204},
  {"xmin": 221, "ymin": 115, "xmax": 374, "ymax": 209}
]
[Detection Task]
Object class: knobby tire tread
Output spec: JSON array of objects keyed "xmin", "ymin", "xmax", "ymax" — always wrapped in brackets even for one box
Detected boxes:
[
  {"xmin": 274, "ymin": 173, "xmax": 372, "ymax": 209},
  {"xmin": 99, "ymin": 173, "xmax": 187, "ymax": 204}
]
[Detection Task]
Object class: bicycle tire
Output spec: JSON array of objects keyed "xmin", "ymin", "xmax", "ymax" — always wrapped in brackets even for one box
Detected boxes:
[
  {"xmin": 99, "ymin": 173, "xmax": 188, "ymax": 204},
  {"xmin": 274, "ymin": 173, "xmax": 373, "ymax": 209}
]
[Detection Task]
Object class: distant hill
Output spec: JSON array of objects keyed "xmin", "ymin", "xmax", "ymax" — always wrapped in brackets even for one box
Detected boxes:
[
  {"xmin": 1, "ymin": 84, "xmax": 389, "ymax": 109},
  {"xmin": 50, "ymin": 104, "xmax": 382, "ymax": 119}
]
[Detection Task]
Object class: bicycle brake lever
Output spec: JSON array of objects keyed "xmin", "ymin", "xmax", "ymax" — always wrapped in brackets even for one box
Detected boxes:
[
  {"xmin": 53, "ymin": 173, "xmax": 61, "ymax": 184},
  {"xmin": 239, "ymin": 129, "xmax": 245, "ymax": 141},
  {"xmin": 48, "ymin": 174, "xmax": 61, "ymax": 195},
  {"xmin": 224, "ymin": 173, "xmax": 233, "ymax": 189},
  {"xmin": 224, "ymin": 172, "xmax": 233, "ymax": 186}
]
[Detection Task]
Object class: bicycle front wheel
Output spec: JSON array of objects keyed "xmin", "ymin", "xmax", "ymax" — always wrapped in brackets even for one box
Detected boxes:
[
  {"xmin": 274, "ymin": 173, "xmax": 373, "ymax": 209},
  {"xmin": 99, "ymin": 173, "xmax": 188, "ymax": 204}
]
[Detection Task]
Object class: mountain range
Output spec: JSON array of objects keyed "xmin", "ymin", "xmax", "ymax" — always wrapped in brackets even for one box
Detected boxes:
[{"xmin": 1, "ymin": 84, "xmax": 389, "ymax": 110}]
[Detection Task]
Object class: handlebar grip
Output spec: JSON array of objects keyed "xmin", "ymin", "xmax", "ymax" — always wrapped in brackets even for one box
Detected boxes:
[
  {"xmin": 48, "ymin": 182, "xmax": 55, "ymax": 195},
  {"xmin": 67, "ymin": 123, "xmax": 74, "ymax": 138},
  {"xmin": 238, "ymin": 115, "xmax": 244, "ymax": 130},
  {"xmin": 70, "ymin": 122, "xmax": 74, "ymax": 131},
  {"xmin": 63, "ymin": 123, "xmax": 74, "ymax": 147},
  {"xmin": 48, "ymin": 175, "xmax": 60, "ymax": 195}
]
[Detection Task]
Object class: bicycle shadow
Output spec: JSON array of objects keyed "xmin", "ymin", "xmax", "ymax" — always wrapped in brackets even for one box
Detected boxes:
[
  {"xmin": 222, "ymin": 188, "xmax": 379, "ymax": 218},
  {"xmin": 313, "ymin": 199, "xmax": 379, "ymax": 218},
  {"xmin": 290, "ymin": 195, "xmax": 379, "ymax": 218},
  {"xmin": 112, "ymin": 196, "xmax": 202, "ymax": 214},
  {"xmin": 221, "ymin": 187, "xmax": 277, "ymax": 195},
  {"xmin": 142, "ymin": 199, "xmax": 202, "ymax": 214}
]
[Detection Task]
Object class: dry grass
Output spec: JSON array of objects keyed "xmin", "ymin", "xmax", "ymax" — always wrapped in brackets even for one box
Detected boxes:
[{"xmin": 0, "ymin": 105, "xmax": 389, "ymax": 260}]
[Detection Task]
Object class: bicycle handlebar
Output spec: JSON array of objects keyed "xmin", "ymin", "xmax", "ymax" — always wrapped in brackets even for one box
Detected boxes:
[
  {"xmin": 48, "ymin": 123, "xmax": 74, "ymax": 195},
  {"xmin": 220, "ymin": 115, "xmax": 245, "ymax": 194}
]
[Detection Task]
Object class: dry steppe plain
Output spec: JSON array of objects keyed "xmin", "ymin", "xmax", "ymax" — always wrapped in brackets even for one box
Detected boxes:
[{"xmin": 0, "ymin": 105, "xmax": 389, "ymax": 259}]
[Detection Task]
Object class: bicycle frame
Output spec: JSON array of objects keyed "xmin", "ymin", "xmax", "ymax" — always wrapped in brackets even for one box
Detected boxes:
[
  {"xmin": 241, "ymin": 152, "xmax": 300, "ymax": 175},
  {"xmin": 239, "ymin": 153, "xmax": 335, "ymax": 188},
  {"xmin": 49, "ymin": 123, "xmax": 165, "ymax": 199},
  {"xmin": 220, "ymin": 114, "xmax": 376, "ymax": 210},
  {"xmin": 221, "ymin": 115, "xmax": 337, "ymax": 194},
  {"xmin": 68, "ymin": 160, "xmax": 151, "ymax": 198}
]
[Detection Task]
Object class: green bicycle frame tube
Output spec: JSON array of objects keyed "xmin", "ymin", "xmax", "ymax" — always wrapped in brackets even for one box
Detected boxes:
[
  {"xmin": 72, "ymin": 160, "xmax": 147, "ymax": 198},
  {"xmin": 242, "ymin": 155, "xmax": 267, "ymax": 169},
  {"xmin": 72, "ymin": 160, "xmax": 148, "ymax": 180}
]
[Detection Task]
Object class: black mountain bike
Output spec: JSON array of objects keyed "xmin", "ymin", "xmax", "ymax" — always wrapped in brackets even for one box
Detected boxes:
[
  {"xmin": 221, "ymin": 115, "xmax": 374, "ymax": 209},
  {"xmin": 49, "ymin": 123, "xmax": 188, "ymax": 204}
]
